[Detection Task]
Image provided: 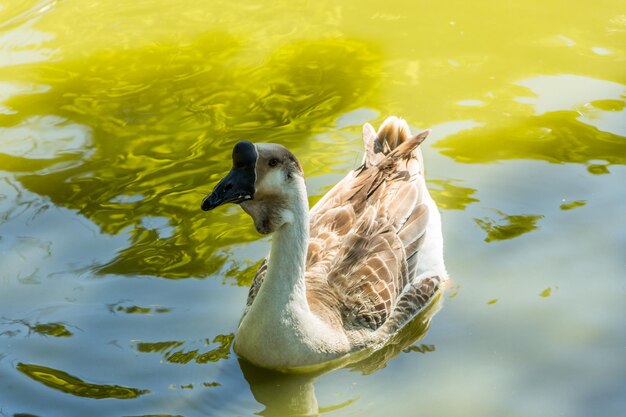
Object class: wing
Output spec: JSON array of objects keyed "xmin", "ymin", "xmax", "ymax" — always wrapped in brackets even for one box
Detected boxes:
[
  {"xmin": 240, "ymin": 258, "xmax": 267, "ymax": 320},
  {"xmin": 306, "ymin": 129, "xmax": 432, "ymax": 331}
]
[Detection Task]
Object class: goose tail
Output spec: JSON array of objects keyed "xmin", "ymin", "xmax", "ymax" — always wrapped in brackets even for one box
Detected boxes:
[{"xmin": 362, "ymin": 116, "xmax": 430, "ymax": 166}]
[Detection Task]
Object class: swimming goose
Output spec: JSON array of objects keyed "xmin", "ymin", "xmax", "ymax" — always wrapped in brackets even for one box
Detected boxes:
[{"xmin": 201, "ymin": 116, "xmax": 447, "ymax": 372}]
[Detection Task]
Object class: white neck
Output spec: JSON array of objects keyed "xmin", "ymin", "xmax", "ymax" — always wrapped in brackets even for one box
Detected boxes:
[
  {"xmin": 256, "ymin": 179, "xmax": 310, "ymax": 310},
  {"xmin": 234, "ymin": 178, "xmax": 349, "ymax": 369}
]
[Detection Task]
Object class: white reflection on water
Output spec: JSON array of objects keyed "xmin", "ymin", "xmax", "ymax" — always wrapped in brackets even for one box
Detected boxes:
[
  {"xmin": 0, "ymin": 18, "xmax": 57, "ymax": 67},
  {"xmin": 0, "ymin": 115, "xmax": 92, "ymax": 159},
  {"xmin": 516, "ymin": 74, "xmax": 625, "ymax": 114},
  {"xmin": 515, "ymin": 74, "xmax": 626, "ymax": 136},
  {"xmin": 0, "ymin": 81, "xmax": 50, "ymax": 114},
  {"xmin": 140, "ymin": 216, "xmax": 175, "ymax": 239},
  {"xmin": 591, "ymin": 46, "xmax": 613, "ymax": 56},
  {"xmin": 0, "ymin": 173, "xmax": 129, "ymax": 290}
]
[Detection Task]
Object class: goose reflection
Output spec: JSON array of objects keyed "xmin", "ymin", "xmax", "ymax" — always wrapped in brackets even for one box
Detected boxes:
[{"xmin": 238, "ymin": 292, "xmax": 444, "ymax": 416}]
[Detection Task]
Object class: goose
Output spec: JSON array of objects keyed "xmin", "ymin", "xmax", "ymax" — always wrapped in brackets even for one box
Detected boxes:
[{"xmin": 201, "ymin": 116, "xmax": 447, "ymax": 372}]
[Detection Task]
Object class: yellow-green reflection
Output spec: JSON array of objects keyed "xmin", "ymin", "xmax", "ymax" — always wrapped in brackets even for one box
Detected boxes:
[
  {"xmin": 403, "ymin": 344, "xmax": 436, "ymax": 354},
  {"xmin": 135, "ymin": 341, "xmax": 184, "ymax": 354},
  {"xmin": 17, "ymin": 362, "xmax": 148, "ymax": 399},
  {"xmin": 196, "ymin": 334, "xmax": 234, "ymax": 363},
  {"xmin": 225, "ymin": 259, "xmax": 265, "ymax": 287},
  {"xmin": 108, "ymin": 302, "xmax": 171, "ymax": 315},
  {"xmin": 2, "ymin": 33, "xmax": 379, "ymax": 279},
  {"xmin": 475, "ymin": 211, "xmax": 544, "ymax": 242},
  {"xmin": 135, "ymin": 333, "xmax": 233, "ymax": 364},
  {"xmin": 428, "ymin": 179, "xmax": 479, "ymax": 210},
  {"xmin": 318, "ymin": 398, "xmax": 359, "ymax": 414},
  {"xmin": 2, "ymin": 319, "xmax": 73, "ymax": 337},
  {"xmin": 434, "ymin": 110, "xmax": 626, "ymax": 167},
  {"xmin": 29, "ymin": 322, "xmax": 72, "ymax": 337},
  {"xmin": 560, "ymin": 200, "xmax": 587, "ymax": 211},
  {"xmin": 540, "ymin": 288, "xmax": 552, "ymax": 298},
  {"xmin": 591, "ymin": 100, "xmax": 625, "ymax": 112}
]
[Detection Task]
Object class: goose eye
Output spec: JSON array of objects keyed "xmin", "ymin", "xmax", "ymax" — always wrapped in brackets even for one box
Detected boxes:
[{"xmin": 268, "ymin": 158, "xmax": 279, "ymax": 167}]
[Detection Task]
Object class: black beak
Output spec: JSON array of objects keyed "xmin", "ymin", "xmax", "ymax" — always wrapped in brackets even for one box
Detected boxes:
[
  {"xmin": 201, "ymin": 167, "xmax": 255, "ymax": 211},
  {"xmin": 201, "ymin": 140, "xmax": 257, "ymax": 211}
]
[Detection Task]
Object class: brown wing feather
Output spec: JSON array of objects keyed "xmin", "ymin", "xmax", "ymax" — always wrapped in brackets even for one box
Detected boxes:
[
  {"xmin": 247, "ymin": 259, "xmax": 267, "ymax": 303},
  {"xmin": 305, "ymin": 121, "xmax": 431, "ymax": 331}
]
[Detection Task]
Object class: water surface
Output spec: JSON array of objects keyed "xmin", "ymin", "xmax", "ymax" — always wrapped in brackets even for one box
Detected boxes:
[{"xmin": 0, "ymin": 1, "xmax": 625, "ymax": 416}]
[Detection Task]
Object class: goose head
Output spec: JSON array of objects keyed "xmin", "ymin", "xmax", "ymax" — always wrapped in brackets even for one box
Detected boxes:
[{"xmin": 201, "ymin": 141, "xmax": 304, "ymax": 234}]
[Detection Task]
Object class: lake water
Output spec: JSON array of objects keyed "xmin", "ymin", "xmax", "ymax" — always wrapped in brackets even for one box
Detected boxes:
[{"xmin": 0, "ymin": 1, "xmax": 625, "ymax": 416}]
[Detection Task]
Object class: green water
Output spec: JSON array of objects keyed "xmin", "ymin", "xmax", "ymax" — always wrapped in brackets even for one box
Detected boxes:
[{"xmin": 0, "ymin": 0, "xmax": 624, "ymax": 416}]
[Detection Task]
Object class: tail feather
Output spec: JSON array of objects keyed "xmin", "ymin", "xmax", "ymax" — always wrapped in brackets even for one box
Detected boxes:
[
  {"xmin": 376, "ymin": 116, "xmax": 413, "ymax": 150},
  {"xmin": 362, "ymin": 116, "xmax": 430, "ymax": 167}
]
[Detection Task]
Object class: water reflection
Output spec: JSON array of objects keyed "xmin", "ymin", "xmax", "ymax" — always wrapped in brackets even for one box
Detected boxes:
[
  {"xmin": 404, "ymin": 344, "xmax": 436, "ymax": 354},
  {"xmin": 559, "ymin": 200, "xmax": 586, "ymax": 211},
  {"xmin": 240, "ymin": 362, "xmax": 322, "ymax": 417},
  {"xmin": 474, "ymin": 211, "xmax": 544, "ymax": 242},
  {"xmin": 238, "ymin": 293, "xmax": 443, "ymax": 416},
  {"xmin": 24, "ymin": 321, "xmax": 72, "ymax": 337},
  {"xmin": 0, "ymin": 0, "xmax": 59, "ymax": 32},
  {"xmin": 435, "ymin": 110, "xmax": 626, "ymax": 168},
  {"xmin": 0, "ymin": 81, "xmax": 49, "ymax": 114},
  {"xmin": 109, "ymin": 302, "xmax": 172, "ymax": 314},
  {"xmin": 2, "ymin": 34, "xmax": 380, "ymax": 280},
  {"xmin": 0, "ymin": 319, "xmax": 72, "ymax": 337},
  {"xmin": 0, "ymin": 17, "xmax": 56, "ymax": 67},
  {"xmin": 135, "ymin": 333, "xmax": 234, "ymax": 364},
  {"xmin": 434, "ymin": 75, "xmax": 626, "ymax": 171},
  {"xmin": 0, "ymin": 115, "xmax": 92, "ymax": 159},
  {"xmin": 108, "ymin": 301, "xmax": 171, "ymax": 315},
  {"xmin": 17, "ymin": 362, "xmax": 148, "ymax": 399},
  {"xmin": 427, "ymin": 179, "xmax": 479, "ymax": 211},
  {"xmin": 539, "ymin": 287, "xmax": 553, "ymax": 298},
  {"xmin": 3, "ymin": 236, "xmax": 50, "ymax": 284}
]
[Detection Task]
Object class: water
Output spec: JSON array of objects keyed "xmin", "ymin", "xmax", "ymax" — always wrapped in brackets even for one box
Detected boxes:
[{"xmin": 0, "ymin": 1, "xmax": 624, "ymax": 416}]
